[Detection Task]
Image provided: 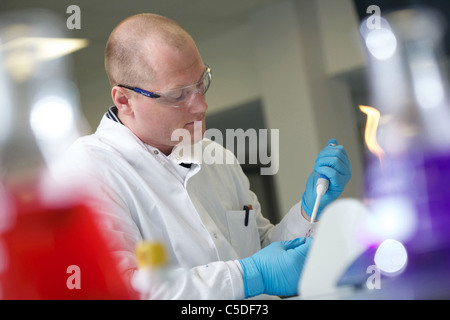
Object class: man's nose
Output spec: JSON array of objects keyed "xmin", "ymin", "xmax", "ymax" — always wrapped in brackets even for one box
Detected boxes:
[{"xmin": 186, "ymin": 91, "xmax": 208, "ymax": 113}]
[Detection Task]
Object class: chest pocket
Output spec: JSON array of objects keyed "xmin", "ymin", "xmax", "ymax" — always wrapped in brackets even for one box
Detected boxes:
[{"xmin": 226, "ymin": 209, "xmax": 261, "ymax": 259}]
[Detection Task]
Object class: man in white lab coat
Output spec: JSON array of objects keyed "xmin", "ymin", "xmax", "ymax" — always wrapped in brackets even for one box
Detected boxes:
[{"xmin": 64, "ymin": 13, "xmax": 351, "ymax": 299}]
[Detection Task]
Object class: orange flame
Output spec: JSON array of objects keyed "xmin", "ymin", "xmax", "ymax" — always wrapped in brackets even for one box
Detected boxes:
[{"xmin": 359, "ymin": 105, "xmax": 385, "ymax": 165}]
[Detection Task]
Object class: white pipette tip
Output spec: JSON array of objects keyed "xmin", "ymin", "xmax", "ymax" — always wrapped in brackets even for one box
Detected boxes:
[{"xmin": 305, "ymin": 174, "xmax": 329, "ymax": 241}]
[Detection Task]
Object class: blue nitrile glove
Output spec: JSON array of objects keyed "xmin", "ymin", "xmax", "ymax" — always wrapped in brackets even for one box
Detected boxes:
[
  {"xmin": 238, "ymin": 237, "xmax": 312, "ymax": 298},
  {"xmin": 301, "ymin": 138, "xmax": 351, "ymax": 220}
]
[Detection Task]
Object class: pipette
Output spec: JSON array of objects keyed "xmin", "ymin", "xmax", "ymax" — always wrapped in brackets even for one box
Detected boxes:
[{"xmin": 305, "ymin": 174, "xmax": 329, "ymax": 240}]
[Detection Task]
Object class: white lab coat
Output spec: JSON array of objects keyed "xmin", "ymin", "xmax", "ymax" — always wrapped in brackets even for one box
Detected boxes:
[{"xmin": 60, "ymin": 113, "xmax": 312, "ymax": 299}]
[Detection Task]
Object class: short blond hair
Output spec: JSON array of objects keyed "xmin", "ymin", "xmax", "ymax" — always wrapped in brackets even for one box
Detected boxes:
[{"xmin": 104, "ymin": 13, "xmax": 193, "ymax": 87}]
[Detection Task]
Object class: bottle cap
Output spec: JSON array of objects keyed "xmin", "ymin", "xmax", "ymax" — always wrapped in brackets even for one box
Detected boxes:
[{"xmin": 135, "ymin": 241, "xmax": 167, "ymax": 269}]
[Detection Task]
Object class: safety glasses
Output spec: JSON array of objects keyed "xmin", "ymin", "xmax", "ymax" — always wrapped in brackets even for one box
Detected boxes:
[{"xmin": 118, "ymin": 64, "xmax": 211, "ymax": 107}]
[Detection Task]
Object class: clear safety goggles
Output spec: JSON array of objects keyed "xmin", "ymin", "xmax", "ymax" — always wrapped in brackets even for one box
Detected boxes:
[{"xmin": 118, "ymin": 64, "xmax": 211, "ymax": 107}]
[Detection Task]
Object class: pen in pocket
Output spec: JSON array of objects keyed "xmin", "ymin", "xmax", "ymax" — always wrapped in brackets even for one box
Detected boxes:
[{"xmin": 243, "ymin": 205, "xmax": 252, "ymax": 227}]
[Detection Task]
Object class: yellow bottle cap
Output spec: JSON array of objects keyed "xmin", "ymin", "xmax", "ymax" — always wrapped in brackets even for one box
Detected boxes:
[{"xmin": 135, "ymin": 241, "xmax": 167, "ymax": 269}]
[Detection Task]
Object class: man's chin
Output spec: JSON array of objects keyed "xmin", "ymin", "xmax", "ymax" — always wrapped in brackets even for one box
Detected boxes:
[{"xmin": 172, "ymin": 121, "xmax": 204, "ymax": 146}]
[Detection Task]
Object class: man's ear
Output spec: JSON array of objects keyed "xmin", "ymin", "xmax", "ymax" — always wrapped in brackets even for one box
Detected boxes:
[{"xmin": 111, "ymin": 86, "xmax": 134, "ymax": 115}]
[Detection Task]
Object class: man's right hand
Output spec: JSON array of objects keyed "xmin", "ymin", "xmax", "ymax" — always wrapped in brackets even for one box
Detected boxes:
[{"xmin": 238, "ymin": 237, "xmax": 312, "ymax": 298}]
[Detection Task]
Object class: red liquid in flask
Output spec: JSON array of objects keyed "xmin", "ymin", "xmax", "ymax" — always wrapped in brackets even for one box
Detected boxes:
[{"xmin": 0, "ymin": 182, "xmax": 137, "ymax": 300}]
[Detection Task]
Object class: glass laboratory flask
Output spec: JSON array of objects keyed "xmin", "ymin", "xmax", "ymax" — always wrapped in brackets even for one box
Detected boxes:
[
  {"xmin": 362, "ymin": 7, "xmax": 450, "ymax": 250},
  {"xmin": 0, "ymin": 9, "xmax": 135, "ymax": 299},
  {"xmin": 360, "ymin": 7, "xmax": 450, "ymax": 297}
]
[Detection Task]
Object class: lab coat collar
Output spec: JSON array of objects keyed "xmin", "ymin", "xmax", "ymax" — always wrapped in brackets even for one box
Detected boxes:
[
  {"xmin": 168, "ymin": 140, "xmax": 204, "ymax": 166},
  {"xmin": 96, "ymin": 112, "xmax": 204, "ymax": 169},
  {"xmin": 95, "ymin": 113, "xmax": 146, "ymax": 153}
]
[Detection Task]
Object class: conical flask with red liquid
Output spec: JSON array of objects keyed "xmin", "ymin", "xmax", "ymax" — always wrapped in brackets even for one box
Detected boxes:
[{"xmin": 0, "ymin": 9, "xmax": 136, "ymax": 300}]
